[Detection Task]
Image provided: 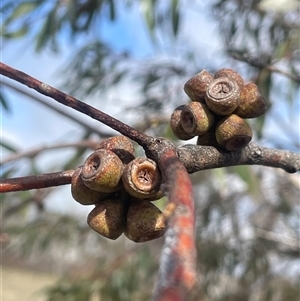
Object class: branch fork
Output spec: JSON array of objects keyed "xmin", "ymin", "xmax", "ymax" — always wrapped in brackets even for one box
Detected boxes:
[{"xmin": 1, "ymin": 62, "xmax": 299, "ymax": 301}]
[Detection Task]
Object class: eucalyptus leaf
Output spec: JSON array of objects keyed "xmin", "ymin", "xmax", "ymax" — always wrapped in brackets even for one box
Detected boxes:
[
  {"xmin": 0, "ymin": 89, "xmax": 10, "ymax": 112},
  {"xmin": 171, "ymin": 0, "xmax": 180, "ymax": 36},
  {"xmin": 0, "ymin": 138, "xmax": 19, "ymax": 153},
  {"xmin": 5, "ymin": 1, "xmax": 38, "ymax": 24}
]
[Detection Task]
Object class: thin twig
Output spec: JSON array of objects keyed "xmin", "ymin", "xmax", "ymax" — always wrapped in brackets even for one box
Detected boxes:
[
  {"xmin": 1, "ymin": 139, "xmax": 99, "ymax": 165},
  {"xmin": 255, "ymin": 228, "xmax": 299, "ymax": 250},
  {"xmin": 230, "ymin": 51, "xmax": 300, "ymax": 84},
  {"xmin": 0, "ymin": 62, "xmax": 152, "ymax": 148},
  {"xmin": 4, "ymin": 188, "xmax": 54, "ymax": 217}
]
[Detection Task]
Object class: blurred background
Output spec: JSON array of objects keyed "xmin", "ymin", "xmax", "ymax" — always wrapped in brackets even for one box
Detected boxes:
[{"xmin": 1, "ymin": 0, "xmax": 299, "ymax": 300}]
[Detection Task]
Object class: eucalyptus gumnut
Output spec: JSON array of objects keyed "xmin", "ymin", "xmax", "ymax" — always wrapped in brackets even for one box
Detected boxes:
[
  {"xmin": 180, "ymin": 101, "xmax": 215, "ymax": 136},
  {"xmin": 215, "ymin": 114, "xmax": 253, "ymax": 151},
  {"xmin": 122, "ymin": 157, "xmax": 162, "ymax": 199},
  {"xmin": 196, "ymin": 128, "xmax": 219, "ymax": 148},
  {"xmin": 170, "ymin": 105, "xmax": 194, "ymax": 140},
  {"xmin": 81, "ymin": 149, "xmax": 124, "ymax": 193},
  {"xmin": 205, "ymin": 77, "xmax": 241, "ymax": 115},
  {"xmin": 183, "ymin": 70, "xmax": 214, "ymax": 102},
  {"xmin": 234, "ymin": 83, "xmax": 267, "ymax": 118},
  {"xmin": 125, "ymin": 200, "xmax": 165, "ymax": 242},
  {"xmin": 214, "ymin": 68, "xmax": 245, "ymax": 88},
  {"xmin": 71, "ymin": 167, "xmax": 111, "ymax": 205},
  {"xmin": 87, "ymin": 198, "xmax": 126, "ymax": 240},
  {"xmin": 96, "ymin": 135, "xmax": 135, "ymax": 164}
]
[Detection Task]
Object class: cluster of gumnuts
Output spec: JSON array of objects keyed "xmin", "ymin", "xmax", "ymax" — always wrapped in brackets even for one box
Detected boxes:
[
  {"xmin": 71, "ymin": 69, "xmax": 266, "ymax": 242},
  {"xmin": 71, "ymin": 136, "xmax": 165, "ymax": 242},
  {"xmin": 170, "ymin": 68, "xmax": 267, "ymax": 151}
]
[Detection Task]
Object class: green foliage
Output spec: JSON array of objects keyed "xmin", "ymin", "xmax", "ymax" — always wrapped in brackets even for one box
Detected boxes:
[
  {"xmin": 0, "ymin": 89, "xmax": 11, "ymax": 112},
  {"xmin": 45, "ymin": 279, "xmax": 94, "ymax": 301},
  {"xmin": 43, "ymin": 245, "xmax": 158, "ymax": 301},
  {"xmin": 1, "ymin": 1, "xmax": 299, "ymax": 300},
  {"xmin": 61, "ymin": 41, "xmax": 130, "ymax": 97},
  {"xmin": 2, "ymin": 0, "xmax": 182, "ymax": 52},
  {"xmin": 0, "ymin": 138, "xmax": 18, "ymax": 153}
]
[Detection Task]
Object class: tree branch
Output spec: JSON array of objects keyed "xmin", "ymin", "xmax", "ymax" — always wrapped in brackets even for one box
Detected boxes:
[
  {"xmin": 1, "ymin": 62, "xmax": 299, "ymax": 301},
  {"xmin": 1, "ymin": 78, "xmax": 112, "ymax": 138},
  {"xmin": 1, "ymin": 139, "xmax": 99, "ymax": 165},
  {"xmin": 177, "ymin": 142, "xmax": 300, "ymax": 173},
  {"xmin": 229, "ymin": 51, "xmax": 300, "ymax": 84},
  {"xmin": 0, "ymin": 170, "xmax": 74, "ymax": 192},
  {"xmin": 146, "ymin": 138, "xmax": 196, "ymax": 301},
  {"xmin": 1, "ymin": 142, "xmax": 299, "ymax": 192},
  {"xmin": 0, "ymin": 62, "xmax": 152, "ymax": 148}
]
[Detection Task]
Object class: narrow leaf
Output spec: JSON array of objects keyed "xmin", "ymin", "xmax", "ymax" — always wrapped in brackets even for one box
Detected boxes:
[
  {"xmin": 0, "ymin": 139, "xmax": 19, "ymax": 153},
  {"xmin": 108, "ymin": 0, "xmax": 115, "ymax": 21},
  {"xmin": 5, "ymin": 2, "xmax": 37, "ymax": 23},
  {"xmin": 2, "ymin": 25, "xmax": 29, "ymax": 38},
  {"xmin": 171, "ymin": 0, "xmax": 180, "ymax": 36},
  {"xmin": 0, "ymin": 90, "xmax": 10, "ymax": 112}
]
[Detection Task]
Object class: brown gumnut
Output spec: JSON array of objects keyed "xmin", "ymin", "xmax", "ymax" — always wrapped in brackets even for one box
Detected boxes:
[
  {"xmin": 170, "ymin": 105, "xmax": 194, "ymax": 140},
  {"xmin": 87, "ymin": 198, "xmax": 126, "ymax": 240},
  {"xmin": 122, "ymin": 157, "xmax": 162, "ymax": 199},
  {"xmin": 96, "ymin": 136, "xmax": 135, "ymax": 164},
  {"xmin": 125, "ymin": 200, "xmax": 165, "ymax": 242},
  {"xmin": 215, "ymin": 114, "xmax": 253, "ymax": 151},
  {"xmin": 71, "ymin": 167, "xmax": 111, "ymax": 205},
  {"xmin": 196, "ymin": 128, "xmax": 219, "ymax": 148},
  {"xmin": 205, "ymin": 77, "xmax": 240, "ymax": 115},
  {"xmin": 183, "ymin": 70, "xmax": 214, "ymax": 102},
  {"xmin": 129, "ymin": 189, "xmax": 164, "ymax": 202},
  {"xmin": 234, "ymin": 83, "xmax": 267, "ymax": 118},
  {"xmin": 81, "ymin": 149, "xmax": 124, "ymax": 193},
  {"xmin": 214, "ymin": 68, "xmax": 245, "ymax": 88},
  {"xmin": 180, "ymin": 101, "xmax": 216, "ymax": 136}
]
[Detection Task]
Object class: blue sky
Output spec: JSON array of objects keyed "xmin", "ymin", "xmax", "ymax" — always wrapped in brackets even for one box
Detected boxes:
[
  {"xmin": 1, "ymin": 1, "xmax": 223, "ymax": 151},
  {"xmin": 1, "ymin": 2, "xmax": 223, "ymax": 215},
  {"xmin": 1, "ymin": 1, "xmax": 299, "ymax": 215}
]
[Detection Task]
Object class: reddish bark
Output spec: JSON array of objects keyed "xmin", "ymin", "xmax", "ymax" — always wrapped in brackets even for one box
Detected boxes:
[
  {"xmin": 0, "ymin": 170, "xmax": 74, "ymax": 192},
  {"xmin": 0, "ymin": 62, "xmax": 151, "ymax": 148},
  {"xmin": 147, "ymin": 139, "xmax": 197, "ymax": 301}
]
